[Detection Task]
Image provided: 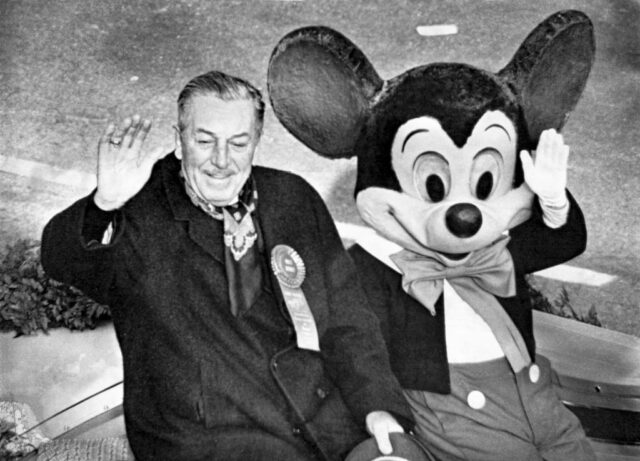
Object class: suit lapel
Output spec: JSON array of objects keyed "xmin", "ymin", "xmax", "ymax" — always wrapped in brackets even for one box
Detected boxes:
[
  {"xmin": 186, "ymin": 214, "xmax": 225, "ymax": 264},
  {"xmin": 162, "ymin": 155, "xmax": 225, "ymax": 265},
  {"xmin": 253, "ymin": 168, "xmax": 330, "ymax": 333},
  {"xmin": 253, "ymin": 168, "xmax": 288, "ymax": 308},
  {"xmin": 254, "ymin": 168, "xmax": 284, "ymax": 254}
]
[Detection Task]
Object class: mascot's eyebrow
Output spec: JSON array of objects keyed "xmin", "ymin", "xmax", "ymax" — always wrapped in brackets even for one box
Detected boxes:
[
  {"xmin": 485, "ymin": 124, "xmax": 511, "ymax": 141},
  {"xmin": 402, "ymin": 129, "xmax": 430, "ymax": 152}
]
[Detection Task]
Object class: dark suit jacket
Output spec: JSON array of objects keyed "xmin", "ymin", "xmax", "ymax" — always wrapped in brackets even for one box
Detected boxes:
[
  {"xmin": 349, "ymin": 193, "xmax": 587, "ymax": 394},
  {"xmin": 41, "ymin": 155, "xmax": 412, "ymax": 461}
]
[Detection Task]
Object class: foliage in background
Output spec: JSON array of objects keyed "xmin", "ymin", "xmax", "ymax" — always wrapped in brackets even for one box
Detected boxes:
[
  {"xmin": 526, "ymin": 275, "xmax": 601, "ymax": 327},
  {"xmin": 0, "ymin": 401, "xmax": 50, "ymax": 458},
  {"xmin": 0, "ymin": 419, "xmax": 18, "ymax": 460},
  {"xmin": 0, "ymin": 239, "xmax": 111, "ymax": 336},
  {"xmin": 0, "ymin": 239, "xmax": 601, "ymax": 336}
]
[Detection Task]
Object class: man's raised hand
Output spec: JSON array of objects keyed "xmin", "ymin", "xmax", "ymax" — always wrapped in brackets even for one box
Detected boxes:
[{"xmin": 94, "ymin": 115, "xmax": 167, "ymax": 211}]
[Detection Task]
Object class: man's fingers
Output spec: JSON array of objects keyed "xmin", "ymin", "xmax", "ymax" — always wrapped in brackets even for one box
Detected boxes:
[
  {"xmin": 111, "ymin": 117, "xmax": 132, "ymax": 144},
  {"xmin": 100, "ymin": 115, "xmax": 163, "ymax": 170},
  {"xmin": 98, "ymin": 123, "xmax": 116, "ymax": 151},
  {"xmin": 122, "ymin": 115, "xmax": 141, "ymax": 148},
  {"xmin": 131, "ymin": 118, "xmax": 151, "ymax": 153},
  {"xmin": 103, "ymin": 123, "xmax": 116, "ymax": 138},
  {"xmin": 129, "ymin": 114, "xmax": 143, "ymax": 148},
  {"xmin": 118, "ymin": 116, "xmax": 133, "ymax": 132}
]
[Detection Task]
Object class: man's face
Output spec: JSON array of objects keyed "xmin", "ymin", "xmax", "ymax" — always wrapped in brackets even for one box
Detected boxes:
[{"xmin": 176, "ymin": 93, "xmax": 259, "ymax": 206}]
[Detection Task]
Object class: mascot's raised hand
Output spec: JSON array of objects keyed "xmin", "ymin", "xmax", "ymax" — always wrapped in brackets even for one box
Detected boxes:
[{"xmin": 521, "ymin": 129, "xmax": 570, "ymax": 210}]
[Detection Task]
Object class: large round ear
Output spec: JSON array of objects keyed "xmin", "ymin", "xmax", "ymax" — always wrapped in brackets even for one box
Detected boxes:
[
  {"xmin": 268, "ymin": 26, "xmax": 382, "ymax": 158},
  {"xmin": 498, "ymin": 10, "xmax": 595, "ymax": 143}
]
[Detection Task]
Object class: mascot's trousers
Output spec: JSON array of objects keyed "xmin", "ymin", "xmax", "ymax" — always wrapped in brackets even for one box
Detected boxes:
[{"xmin": 405, "ymin": 355, "xmax": 596, "ymax": 461}]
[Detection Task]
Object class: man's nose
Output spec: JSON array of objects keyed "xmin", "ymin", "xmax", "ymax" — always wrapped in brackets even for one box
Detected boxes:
[{"xmin": 211, "ymin": 141, "xmax": 229, "ymax": 169}]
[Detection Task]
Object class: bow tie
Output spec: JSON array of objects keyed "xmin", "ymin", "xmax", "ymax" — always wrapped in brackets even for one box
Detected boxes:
[
  {"xmin": 390, "ymin": 236, "xmax": 531, "ymax": 372},
  {"xmin": 390, "ymin": 236, "xmax": 516, "ymax": 315}
]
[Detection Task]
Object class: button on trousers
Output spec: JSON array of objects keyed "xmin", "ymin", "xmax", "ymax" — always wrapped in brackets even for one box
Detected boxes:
[{"xmin": 404, "ymin": 355, "xmax": 595, "ymax": 461}]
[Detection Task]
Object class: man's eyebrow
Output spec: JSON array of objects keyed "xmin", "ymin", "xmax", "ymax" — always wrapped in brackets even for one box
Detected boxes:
[
  {"xmin": 194, "ymin": 129, "xmax": 250, "ymax": 140},
  {"xmin": 402, "ymin": 129, "xmax": 430, "ymax": 152},
  {"xmin": 485, "ymin": 124, "xmax": 511, "ymax": 141},
  {"xmin": 195, "ymin": 128, "xmax": 216, "ymax": 136}
]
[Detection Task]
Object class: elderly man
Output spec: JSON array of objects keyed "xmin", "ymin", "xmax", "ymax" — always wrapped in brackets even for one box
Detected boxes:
[{"xmin": 41, "ymin": 71, "xmax": 413, "ymax": 460}]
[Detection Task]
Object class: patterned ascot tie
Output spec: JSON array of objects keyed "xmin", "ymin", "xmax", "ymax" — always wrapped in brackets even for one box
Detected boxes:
[
  {"xmin": 390, "ymin": 236, "xmax": 532, "ymax": 373},
  {"xmin": 183, "ymin": 174, "xmax": 263, "ymax": 317}
]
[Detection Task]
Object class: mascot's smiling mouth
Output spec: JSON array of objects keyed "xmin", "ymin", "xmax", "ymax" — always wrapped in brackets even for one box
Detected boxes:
[{"xmin": 440, "ymin": 251, "xmax": 469, "ymax": 261}]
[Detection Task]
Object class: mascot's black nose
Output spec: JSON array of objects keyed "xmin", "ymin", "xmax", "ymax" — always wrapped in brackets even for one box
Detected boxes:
[{"xmin": 445, "ymin": 203, "xmax": 482, "ymax": 238}]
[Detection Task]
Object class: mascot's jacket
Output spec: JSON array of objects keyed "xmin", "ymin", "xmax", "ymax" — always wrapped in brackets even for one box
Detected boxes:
[
  {"xmin": 349, "ymin": 194, "xmax": 586, "ymax": 394},
  {"xmin": 41, "ymin": 155, "xmax": 412, "ymax": 461}
]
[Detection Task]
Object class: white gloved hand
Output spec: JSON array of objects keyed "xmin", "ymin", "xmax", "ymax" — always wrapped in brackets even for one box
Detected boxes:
[
  {"xmin": 519, "ymin": 129, "xmax": 570, "ymax": 227},
  {"xmin": 366, "ymin": 411, "xmax": 404, "ymax": 455}
]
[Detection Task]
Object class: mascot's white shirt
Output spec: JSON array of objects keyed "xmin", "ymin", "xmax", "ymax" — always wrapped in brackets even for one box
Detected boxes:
[
  {"xmin": 441, "ymin": 280, "xmax": 505, "ymax": 362},
  {"xmin": 355, "ymin": 230, "xmax": 505, "ymax": 363}
]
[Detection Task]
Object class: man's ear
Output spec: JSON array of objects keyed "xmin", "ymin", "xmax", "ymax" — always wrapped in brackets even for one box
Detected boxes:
[
  {"xmin": 173, "ymin": 125, "xmax": 183, "ymax": 160},
  {"xmin": 498, "ymin": 10, "xmax": 595, "ymax": 143}
]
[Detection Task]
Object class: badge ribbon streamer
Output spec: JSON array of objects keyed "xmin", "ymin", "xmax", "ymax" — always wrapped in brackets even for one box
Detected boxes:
[{"xmin": 271, "ymin": 245, "xmax": 320, "ymax": 352}]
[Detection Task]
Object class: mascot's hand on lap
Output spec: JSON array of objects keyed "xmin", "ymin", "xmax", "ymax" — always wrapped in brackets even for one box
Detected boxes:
[{"xmin": 366, "ymin": 411, "xmax": 404, "ymax": 455}]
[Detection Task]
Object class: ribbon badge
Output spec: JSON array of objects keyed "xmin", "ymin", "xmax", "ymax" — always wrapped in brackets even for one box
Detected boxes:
[
  {"xmin": 271, "ymin": 245, "xmax": 319, "ymax": 351},
  {"xmin": 271, "ymin": 244, "xmax": 306, "ymax": 288}
]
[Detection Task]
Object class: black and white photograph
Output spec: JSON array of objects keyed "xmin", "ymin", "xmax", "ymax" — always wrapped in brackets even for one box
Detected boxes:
[{"xmin": 1, "ymin": 1, "xmax": 638, "ymax": 460}]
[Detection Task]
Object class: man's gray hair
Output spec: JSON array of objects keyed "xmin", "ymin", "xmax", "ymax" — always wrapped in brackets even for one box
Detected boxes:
[{"xmin": 177, "ymin": 70, "xmax": 265, "ymax": 136}]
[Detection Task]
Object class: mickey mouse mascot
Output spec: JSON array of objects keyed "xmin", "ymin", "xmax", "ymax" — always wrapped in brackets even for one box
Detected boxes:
[{"xmin": 268, "ymin": 10, "xmax": 596, "ymax": 461}]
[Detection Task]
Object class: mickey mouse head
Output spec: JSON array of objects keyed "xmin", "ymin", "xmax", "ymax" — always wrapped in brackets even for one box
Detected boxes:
[{"xmin": 268, "ymin": 10, "xmax": 594, "ymax": 256}]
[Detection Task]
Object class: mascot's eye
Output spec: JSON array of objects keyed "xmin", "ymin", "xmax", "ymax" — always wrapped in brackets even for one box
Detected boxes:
[
  {"xmin": 413, "ymin": 152, "xmax": 450, "ymax": 203},
  {"xmin": 471, "ymin": 149, "xmax": 503, "ymax": 200},
  {"xmin": 426, "ymin": 175, "xmax": 446, "ymax": 202},
  {"xmin": 476, "ymin": 172, "xmax": 493, "ymax": 200}
]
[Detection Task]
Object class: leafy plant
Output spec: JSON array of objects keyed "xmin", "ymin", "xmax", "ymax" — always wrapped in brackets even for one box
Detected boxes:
[
  {"xmin": 0, "ymin": 402, "xmax": 50, "ymax": 459},
  {"xmin": 526, "ymin": 275, "xmax": 601, "ymax": 327},
  {"xmin": 0, "ymin": 239, "xmax": 111, "ymax": 336},
  {"xmin": 0, "ymin": 419, "xmax": 18, "ymax": 460}
]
